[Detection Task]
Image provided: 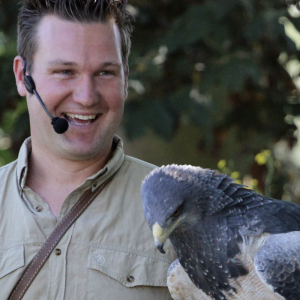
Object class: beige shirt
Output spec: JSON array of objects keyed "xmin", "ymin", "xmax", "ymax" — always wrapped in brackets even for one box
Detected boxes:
[{"xmin": 0, "ymin": 136, "xmax": 176, "ymax": 299}]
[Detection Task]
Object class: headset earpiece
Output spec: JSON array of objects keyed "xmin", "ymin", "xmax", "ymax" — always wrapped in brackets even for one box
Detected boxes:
[
  {"xmin": 22, "ymin": 58, "xmax": 35, "ymax": 94},
  {"xmin": 24, "ymin": 75, "xmax": 35, "ymax": 94}
]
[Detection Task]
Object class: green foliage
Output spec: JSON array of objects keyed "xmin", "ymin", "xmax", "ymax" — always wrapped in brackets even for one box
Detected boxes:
[
  {"xmin": 1, "ymin": 0, "xmax": 300, "ymax": 200},
  {"xmin": 125, "ymin": 0, "xmax": 300, "ymax": 155}
]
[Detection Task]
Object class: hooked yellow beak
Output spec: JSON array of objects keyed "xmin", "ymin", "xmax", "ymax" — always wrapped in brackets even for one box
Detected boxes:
[
  {"xmin": 152, "ymin": 218, "xmax": 182, "ymax": 254},
  {"xmin": 152, "ymin": 223, "xmax": 169, "ymax": 254}
]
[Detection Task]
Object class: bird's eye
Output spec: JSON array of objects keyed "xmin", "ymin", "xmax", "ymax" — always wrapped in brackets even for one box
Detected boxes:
[{"xmin": 171, "ymin": 206, "xmax": 182, "ymax": 218}]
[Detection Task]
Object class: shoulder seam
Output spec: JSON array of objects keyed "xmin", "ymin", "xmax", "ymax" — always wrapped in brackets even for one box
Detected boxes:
[
  {"xmin": 0, "ymin": 161, "xmax": 17, "ymax": 171},
  {"xmin": 124, "ymin": 156, "xmax": 156, "ymax": 170}
]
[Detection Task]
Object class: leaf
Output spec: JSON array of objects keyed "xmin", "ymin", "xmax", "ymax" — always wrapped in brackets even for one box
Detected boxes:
[
  {"xmin": 201, "ymin": 57, "xmax": 263, "ymax": 92},
  {"xmin": 207, "ymin": 0, "xmax": 240, "ymax": 20},
  {"xmin": 289, "ymin": 17, "xmax": 300, "ymax": 33},
  {"xmin": 123, "ymin": 100, "xmax": 175, "ymax": 140},
  {"xmin": 189, "ymin": 101, "xmax": 211, "ymax": 128},
  {"xmin": 161, "ymin": 4, "xmax": 214, "ymax": 53},
  {"xmin": 164, "ymin": 86, "xmax": 192, "ymax": 115},
  {"xmin": 285, "ymin": 103, "xmax": 300, "ymax": 116},
  {"xmin": 246, "ymin": 9, "xmax": 287, "ymax": 42}
]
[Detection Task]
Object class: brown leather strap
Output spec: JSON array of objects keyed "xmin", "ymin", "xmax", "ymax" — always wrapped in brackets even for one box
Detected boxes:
[{"xmin": 8, "ymin": 176, "xmax": 112, "ymax": 300}]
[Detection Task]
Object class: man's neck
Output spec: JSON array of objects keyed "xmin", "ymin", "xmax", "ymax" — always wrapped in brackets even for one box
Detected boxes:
[{"xmin": 25, "ymin": 143, "xmax": 112, "ymax": 218}]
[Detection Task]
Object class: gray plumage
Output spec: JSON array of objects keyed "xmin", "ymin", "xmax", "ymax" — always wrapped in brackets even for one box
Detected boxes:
[{"xmin": 141, "ymin": 164, "xmax": 300, "ymax": 300}]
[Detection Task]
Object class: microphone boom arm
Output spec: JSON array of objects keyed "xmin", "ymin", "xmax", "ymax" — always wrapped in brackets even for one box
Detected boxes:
[{"xmin": 32, "ymin": 89, "xmax": 54, "ymax": 121}]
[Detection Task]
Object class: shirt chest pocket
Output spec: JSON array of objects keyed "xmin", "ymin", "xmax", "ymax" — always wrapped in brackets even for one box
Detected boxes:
[
  {"xmin": 87, "ymin": 247, "xmax": 172, "ymax": 300},
  {"xmin": 0, "ymin": 245, "xmax": 24, "ymax": 279},
  {"xmin": 0, "ymin": 245, "xmax": 25, "ymax": 298}
]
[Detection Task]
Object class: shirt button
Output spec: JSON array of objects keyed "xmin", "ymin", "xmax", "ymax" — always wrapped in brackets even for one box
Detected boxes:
[
  {"xmin": 55, "ymin": 249, "xmax": 62, "ymax": 256},
  {"xmin": 127, "ymin": 276, "xmax": 135, "ymax": 283},
  {"xmin": 35, "ymin": 206, "xmax": 43, "ymax": 212}
]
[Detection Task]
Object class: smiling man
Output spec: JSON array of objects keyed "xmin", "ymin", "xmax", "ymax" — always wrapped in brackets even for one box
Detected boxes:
[{"xmin": 0, "ymin": 1, "xmax": 175, "ymax": 299}]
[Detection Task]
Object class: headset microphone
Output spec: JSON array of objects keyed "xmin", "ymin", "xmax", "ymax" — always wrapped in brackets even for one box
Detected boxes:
[{"xmin": 22, "ymin": 58, "xmax": 69, "ymax": 134}]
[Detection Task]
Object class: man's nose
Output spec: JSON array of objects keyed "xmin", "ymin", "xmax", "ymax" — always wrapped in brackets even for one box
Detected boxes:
[{"xmin": 73, "ymin": 75, "xmax": 99, "ymax": 106}]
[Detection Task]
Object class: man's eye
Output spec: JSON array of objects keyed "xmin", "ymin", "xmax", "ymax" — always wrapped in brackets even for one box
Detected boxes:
[
  {"xmin": 61, "ymin": 70, "xmax": 72, "ymax": 75},
  {"xmin": 99, "ymin": 71, "xmax": 113, "ymax": 76},
  {"xmin": 54, "ymin": 70, "xmax": 72, "ymax": 75}
]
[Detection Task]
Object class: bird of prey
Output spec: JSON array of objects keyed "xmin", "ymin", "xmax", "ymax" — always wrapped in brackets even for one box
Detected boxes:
[{"xmin": 141, "ymin": 164, "xmax": 300, "ymax": 300}]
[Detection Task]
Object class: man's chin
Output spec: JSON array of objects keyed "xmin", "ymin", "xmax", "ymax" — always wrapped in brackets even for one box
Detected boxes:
[{"xmin": 58, "ymin": 140, "xmax": 112, "ymax": 162}]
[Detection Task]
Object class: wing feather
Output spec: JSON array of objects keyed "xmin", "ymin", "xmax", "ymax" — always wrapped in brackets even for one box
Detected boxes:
[{"xmin": 255, "ymin": 232, "xmax": 300, "ymax": 300}]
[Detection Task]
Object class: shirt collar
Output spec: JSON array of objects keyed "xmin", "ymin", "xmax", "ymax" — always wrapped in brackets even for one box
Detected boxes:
[
  {"xmin": 85, "ymin": 135, "xmax": 124, "ymax": 191},
  {"xmin": 16, "ymin": 135, "xmax": 125, "ymax": 192},
  {"xmin": 17, "ymin": 137, "xmax": 31, "ymax": 191}
]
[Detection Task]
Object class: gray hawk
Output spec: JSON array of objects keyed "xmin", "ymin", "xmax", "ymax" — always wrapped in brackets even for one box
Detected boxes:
[{"xmin": 141, "ymin": 164, "xmax": 300, "ymax": 300}]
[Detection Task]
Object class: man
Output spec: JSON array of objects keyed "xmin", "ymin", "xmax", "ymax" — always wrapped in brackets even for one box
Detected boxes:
[{"xmin": 0, "ymin": 0, "xmax": 175, "ymax": 299}]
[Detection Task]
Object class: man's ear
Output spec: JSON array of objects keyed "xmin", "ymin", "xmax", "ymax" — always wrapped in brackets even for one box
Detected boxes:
[
  {"xmin": 13, "ymin": 56, "xmax": 27, "ymax": 97},
  {"xmin": 124, "ymin": 64, "xmax": 129, "ymax": 99}
]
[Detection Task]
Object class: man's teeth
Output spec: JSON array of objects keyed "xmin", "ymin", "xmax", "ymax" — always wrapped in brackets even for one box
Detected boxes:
[{"xmin": 65, "ymin": 113, "xmax": 96, "ymax": 120}]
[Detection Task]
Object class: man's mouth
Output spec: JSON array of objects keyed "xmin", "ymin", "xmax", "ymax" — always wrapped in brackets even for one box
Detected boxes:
[{"xmin": 64, "ymin": 113, "xmax": 98, "ymax": 126}]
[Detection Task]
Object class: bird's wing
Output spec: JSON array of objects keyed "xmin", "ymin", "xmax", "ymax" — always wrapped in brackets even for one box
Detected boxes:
[
  {"xmin": 211, "ymin": 178, "xmax": 300, "ymax": 235},
  {"xmin": 255, "ymin": 231, "xmax": 300, "ymax": 300},
  {"xmin": 167, "ymin": 259, "xmax": 211, "ymax": 300}
]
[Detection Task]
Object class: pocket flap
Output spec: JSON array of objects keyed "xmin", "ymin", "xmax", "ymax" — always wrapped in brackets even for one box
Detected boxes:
[
  {"xmin": 0, "ymin": 245, "xmax": 24, "ymax": 279},
  {"xmin": 88, "ymin": 247, "xmax": 170, "ymax": 287}
]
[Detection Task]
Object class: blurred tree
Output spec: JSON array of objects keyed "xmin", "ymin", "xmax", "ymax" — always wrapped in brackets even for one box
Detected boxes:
[
  {"xmin": 288, "ymin": 0, "xmax": 300, "ymax": 8},
  {"xmin": 123, "ymin": 0, "xmax": 300, "ymax": 199},
  {"xmin": 1, "ymin": 0, "xmax": 300, "ymax": 200},
  {"xmin": 0, "ymin": 0, "xmax": 29, "ymax": 165}
]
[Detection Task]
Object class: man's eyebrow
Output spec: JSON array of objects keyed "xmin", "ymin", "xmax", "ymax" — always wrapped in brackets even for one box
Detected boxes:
[
  {"xmin": 48, "ymin": 60, "xmax": 77, "ymax": 66},
  {"xmin": 100, "ymin": 62, "xmax": 123, "ymax": 68},
  {"xmin": 47, "ymin": 60, "xmax": 122, "ymax": 68},
  {"xmin": 100, "ymin": 62, "xmax": 124, "ymax": 73}
]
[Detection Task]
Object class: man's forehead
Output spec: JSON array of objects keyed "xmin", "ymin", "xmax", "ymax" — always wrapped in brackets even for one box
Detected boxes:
[
  {"xmin": 36, "ymin": 14, "xmax": 118, "ymax": 36},
  {"xmin": 33, "ymin": 14, "xmax": 123, "ymax": 66},
  {"xmin": 34, "ymin": 14, "xmax": 121, "ymax": 50}
]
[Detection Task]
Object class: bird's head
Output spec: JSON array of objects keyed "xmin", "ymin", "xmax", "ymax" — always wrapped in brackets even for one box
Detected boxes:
[{"xmin": 142, "ymin": 164, "xmax": 210, "ymax": 254}]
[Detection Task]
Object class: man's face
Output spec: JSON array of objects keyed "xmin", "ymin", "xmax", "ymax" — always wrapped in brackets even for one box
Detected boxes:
[{"xmin": 17, "ymin": 15, "xmax": 128, "ymax": 161}]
